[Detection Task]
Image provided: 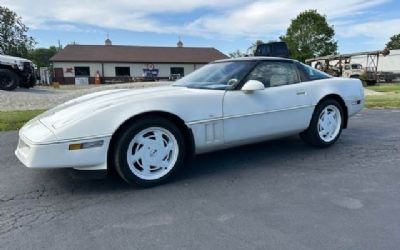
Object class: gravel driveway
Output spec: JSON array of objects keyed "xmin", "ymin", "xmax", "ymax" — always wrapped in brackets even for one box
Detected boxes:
[{"xmin": 0, "ymin": 82, "xmax": 170, "ymax": 111}]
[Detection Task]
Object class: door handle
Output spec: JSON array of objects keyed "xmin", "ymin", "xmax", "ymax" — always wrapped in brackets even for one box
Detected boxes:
[{"xmin": 296, "ymin": 91, "xmax": 306, "ymax": 95}]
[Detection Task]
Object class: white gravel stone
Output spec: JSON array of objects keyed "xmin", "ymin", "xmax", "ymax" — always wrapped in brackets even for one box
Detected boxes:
[{"xmin": 0, "ymin": 82, "xmax": 170, "ymax": 111}]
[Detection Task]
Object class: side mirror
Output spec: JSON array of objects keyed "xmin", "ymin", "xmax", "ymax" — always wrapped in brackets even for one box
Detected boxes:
[{"xmin": 241, "ymin": 80, "xmax": 265, "ymax": 93}]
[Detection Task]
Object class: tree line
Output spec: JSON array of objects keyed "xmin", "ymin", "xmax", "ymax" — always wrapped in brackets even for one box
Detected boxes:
[
  {"xmin": 0, "ymin": 6, "xmax": 61, "ymax": 67},
  {"xmin": 1, "ymin": 6, "xmax": 400, "ymax": 65}
]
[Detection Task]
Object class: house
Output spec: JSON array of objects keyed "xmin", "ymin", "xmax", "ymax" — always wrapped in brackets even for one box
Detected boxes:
[{"xmin": 50, "ymin": 39, "xmax": 228, "ymax": 85}]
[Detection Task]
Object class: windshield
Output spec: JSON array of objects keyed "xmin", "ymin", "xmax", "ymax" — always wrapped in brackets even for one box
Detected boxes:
[{"xmin": 173, "ymin": 61, "xmax": 256, "ymax": 90}]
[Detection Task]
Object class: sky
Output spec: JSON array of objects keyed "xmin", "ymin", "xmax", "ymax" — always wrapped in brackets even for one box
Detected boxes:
[{"xmin": 2, "ymin": 0, "xmax": 400, "ymax": 55}]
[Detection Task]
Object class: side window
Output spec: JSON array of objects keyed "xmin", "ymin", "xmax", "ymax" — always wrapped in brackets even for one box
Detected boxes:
[
  {"xmin": 74, "ymin": 67, "xmax": 90, "ymax": 76},
  {"xmin": 246, "ymin": 61, "xmax": 300, "ymax": 88},
  {"xmin": 297, "ymin": 63, "xmax": 332, "ymax": 82}
]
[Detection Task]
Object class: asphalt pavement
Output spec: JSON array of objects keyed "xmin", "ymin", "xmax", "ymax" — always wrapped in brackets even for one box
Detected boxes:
[{"xmin": 1, "ymin": 109, "xmax": 400, "ymax": 250}]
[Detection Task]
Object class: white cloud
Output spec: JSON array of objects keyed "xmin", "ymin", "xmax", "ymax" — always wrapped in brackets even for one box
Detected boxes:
[
  {"xmin": 337, "ymin": 19, "xmax": 400, "ymax": 38},
  {"xmin": 335, "ymin": 18, "xmax": 400, "ymax": 50},
  {"xmin": 183, "ymin": 0, "xmax": 390, "ymax": 38},
  {"xmin": 2, "ymin": 0, "xmax": 397, "ymax": 48},
  {"xmin": 1, "ymin": 0, "xmax": 248, "ymax": 31}
]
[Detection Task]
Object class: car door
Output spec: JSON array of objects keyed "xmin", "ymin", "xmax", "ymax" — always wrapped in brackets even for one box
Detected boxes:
[{"xmin": 222, "ymin": 60, "xmax": 314, "ymax": 145}]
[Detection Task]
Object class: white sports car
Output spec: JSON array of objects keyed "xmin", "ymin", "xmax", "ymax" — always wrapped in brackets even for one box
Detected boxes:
[{"xmin": 15, "ymin": 57, "xmax": 364, "ymax": 186}]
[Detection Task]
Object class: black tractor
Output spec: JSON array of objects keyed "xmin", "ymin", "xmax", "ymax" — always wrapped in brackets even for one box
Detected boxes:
[{"xmin": 0, "ymin": 54, "xmax": 36, "ymax": 91}]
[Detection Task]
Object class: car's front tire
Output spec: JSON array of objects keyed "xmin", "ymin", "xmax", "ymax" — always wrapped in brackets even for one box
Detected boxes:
[
  {"xmin": 300, "ymin": 99, "xmax": 344, "ymax": 148},
  {"xmin": 113, "ymin": 117, "xmax": 186, "ymax": 186}
]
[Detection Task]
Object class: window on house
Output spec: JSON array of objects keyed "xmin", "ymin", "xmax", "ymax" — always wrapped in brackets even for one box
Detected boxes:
[
  {"xmin": 115, "ymin": 67, "xmax": 131, "ymax": 76},
  {"xmin": 74, "ymin": 67, "xmax": 90, "ymax": 76},
  {"xmin": 170, "ymin": 67, "xmax": 184, "ymax": 77}
]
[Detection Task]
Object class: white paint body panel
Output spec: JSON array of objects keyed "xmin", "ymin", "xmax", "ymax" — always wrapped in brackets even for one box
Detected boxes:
[{"xmin": 16, "ymin": 77, "xmax": 364, "ymax": 170}]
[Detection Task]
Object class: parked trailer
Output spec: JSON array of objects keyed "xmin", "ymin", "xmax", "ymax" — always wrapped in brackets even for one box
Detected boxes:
[
  {"xmin": 351, "ymin": 49, "xmax": 400, "ymax": 82},
  {"xmin": 305, "ymin": 49, "xmax": 399, "ymax": 85}
]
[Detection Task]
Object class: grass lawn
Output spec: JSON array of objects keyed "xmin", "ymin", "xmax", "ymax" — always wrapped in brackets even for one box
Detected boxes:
[
  {"xmin": 0, "ymin": 110, "xmax": 46, "ymax": 132},
  {"xmin": 366, "ymin": 83, "xmax": 400, "ymax": 93},
  {"xmin": 365, "ymin": 83, "xmax": 400, "ymax": 108}
]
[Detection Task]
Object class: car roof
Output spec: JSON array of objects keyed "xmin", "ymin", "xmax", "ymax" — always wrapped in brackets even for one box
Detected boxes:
[{"xmin": 213, "ymin": 56, "xmax": 296, "ymax": 63}]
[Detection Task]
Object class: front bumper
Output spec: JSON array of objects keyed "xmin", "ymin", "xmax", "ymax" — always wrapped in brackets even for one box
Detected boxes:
[{"xmin": 15, "ymin": 126, "xmax": 111, "ymax": 170}]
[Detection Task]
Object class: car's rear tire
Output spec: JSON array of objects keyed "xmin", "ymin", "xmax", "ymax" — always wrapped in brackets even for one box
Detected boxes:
[
  {"xmin": 112, "ymin": 117, "xmax": 186, "ymax": 187},
  {"xmin": 300, "ymin": 99, "xmax": 344, "ymax": 148},
  {"xmin": 0, "ymin": 69, "xmax": 19, "ymax": 91}
]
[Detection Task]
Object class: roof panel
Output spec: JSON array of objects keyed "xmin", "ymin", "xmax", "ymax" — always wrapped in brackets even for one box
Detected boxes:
[{"xmin": 50, "ymin": 45, "xmax": 228, "ymax": 63}]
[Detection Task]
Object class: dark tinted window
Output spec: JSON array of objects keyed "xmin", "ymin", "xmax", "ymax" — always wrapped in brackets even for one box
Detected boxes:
[
  {"xmin": 297, "ymin": 63, "xmax": 331, "ymax": 82},
  {"xmin": 246, "ymin": 61, "xmax": 299, "ymax": 87},
  {"xmin": 254, "ymin": 42, "xmax": 290, "ymax": 58},
  {"xmin": 115, "ymin": 67, "xmax": 130, "ymax": 76},
  {"xmin": 255, "ymin": 45, "xmax": 271, "ymax": 56},
  {"xmin": 272, "ymin": 43, "xmax": 288, "ymax": 54},
  {"xmin": 74, "ymin": 67, "xmax": 90, "ymax": 76},
  {"xmin": 170, "ymin": 67, "xmax": 184, "ymax": 76}
]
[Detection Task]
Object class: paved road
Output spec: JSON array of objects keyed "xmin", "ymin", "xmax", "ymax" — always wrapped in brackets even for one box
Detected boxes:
[{"xmin": 1, "ymin": 109, "xmax": 400, "ymax": 250}]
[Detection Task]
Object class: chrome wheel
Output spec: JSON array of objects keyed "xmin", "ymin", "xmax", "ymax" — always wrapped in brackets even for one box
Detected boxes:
[
  {"xmin": 126, "ymin": 127, "xmax": 179, "ymax": 180},
  {"xmin": 317, "ymin": 105, "xmax": 342, "ymax": 142}
]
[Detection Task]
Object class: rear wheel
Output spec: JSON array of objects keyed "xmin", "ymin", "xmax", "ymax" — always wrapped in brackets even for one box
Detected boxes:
[
  {"xmin": 112, "ymin": 117, "xmax": 185, "ymax": 186},
  {"xmin": 0, "ymin": 69, "xmax": 19, "ymax": 91},
  {"xmin": 385, "ymin": 78, "xmax": 393, "ymax": 83},
  {"xmin": 300, "ymin": 99, "xmax": 344, "ymax": 148}
]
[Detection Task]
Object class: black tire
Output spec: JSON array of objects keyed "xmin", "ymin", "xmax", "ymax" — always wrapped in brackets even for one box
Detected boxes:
[
  {"xmin": 19, "ymin": 79, "xmax": 30, "ymax": 88},
  {"xmin": 300, "ymin": 99, "xmax": 344, "ymax": 148},
  {"xmin": 112, "ymin": 116, "xmax": 186, "ymax": 187},
  {"xmin": 18, "ymin": 73, "xmax": 36, "ymax": 88},
  {"xmin": 385, "ymin": 78, "xmax": 393, "ymax": 83},
  {"xmin": 19, "ymin": 76, "xmax": 35, "ymax": 88},
  {"xmin": 0, "ymin": 69, "xmax": 19, "ymax": 91}
]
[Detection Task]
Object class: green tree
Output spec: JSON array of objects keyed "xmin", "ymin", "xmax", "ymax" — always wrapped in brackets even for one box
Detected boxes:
[
  {"xmin": 28, "ymin": 46, "xmax": 60, "ymax": 68},
  {"xmin": 280, "ymin": 10, "xmax": 337, "ymax": 62},
  {"xmin": 386, "ymin": 34, "xmax": 400, "ymax": 50},
  {"xmin": 252, "ymin": 40, "xmax": 265, "ymax": 47},
  {"xmin": 0, "ymin": 6, "xmax": 36, "ymax": 57},
  {"xmin": 228, "ymin": 49, "xmax": 245, "ymax": 58},
  {"xmin": 244, "ymin": 40, "xmax": 265, "ymax": 55}
]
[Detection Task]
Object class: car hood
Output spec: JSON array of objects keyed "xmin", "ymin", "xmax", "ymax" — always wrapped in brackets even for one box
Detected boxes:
[{"xmin": 38, "ymin": 86, "xmax": 186, "ymax": 130}]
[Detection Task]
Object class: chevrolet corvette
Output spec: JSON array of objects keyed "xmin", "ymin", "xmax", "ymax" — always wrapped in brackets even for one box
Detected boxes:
[{"xmin": 15, "ymin": 57, "xmax": 364, "ymax": 186}]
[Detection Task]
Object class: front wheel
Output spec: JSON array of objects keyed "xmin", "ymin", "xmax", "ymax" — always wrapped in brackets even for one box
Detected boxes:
[
  {"xmin": 300, "ymin": 99, "xmax": 344, "ymax": 148},
  {"xmin": 112, "ymin": 117, "xmax": 186, "ymax": 186},
  {"xmin": 0, "ymin": 69, "xmax": 19, "ymax": 91}
]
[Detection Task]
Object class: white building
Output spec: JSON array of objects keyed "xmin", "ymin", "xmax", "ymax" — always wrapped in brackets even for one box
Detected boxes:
[{"xmin": 50, "ymin": 39, "xmax": 228, "ymax": 85}]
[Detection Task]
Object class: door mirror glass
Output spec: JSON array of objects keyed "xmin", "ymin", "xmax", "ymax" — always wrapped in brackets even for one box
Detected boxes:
[{"xmin": 241, "ymin": 80, "xmax": 265, "ymax": 92}]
